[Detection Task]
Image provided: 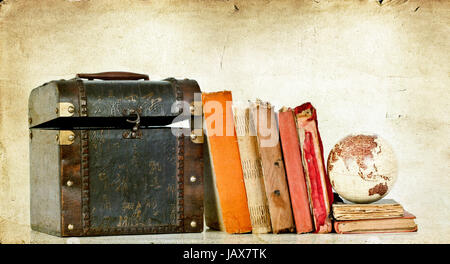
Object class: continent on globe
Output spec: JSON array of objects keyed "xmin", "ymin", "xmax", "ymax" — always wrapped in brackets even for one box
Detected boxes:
[{"xmin": 327, "ymin": 134, "xmax": 398, "ymax": 203}]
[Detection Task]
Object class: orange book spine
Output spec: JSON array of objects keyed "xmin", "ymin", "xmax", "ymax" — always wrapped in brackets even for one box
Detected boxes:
[
  {"xmin": 202, "ymin": 91, "xmax": 252, "ymax": 234},
  {"xmin": 278, "ymin": 108, "xmax": 314, "ymax": 233}
]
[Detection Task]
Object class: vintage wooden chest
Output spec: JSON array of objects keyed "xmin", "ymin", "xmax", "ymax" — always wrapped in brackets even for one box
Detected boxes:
[{"xmin": 28, "ymin": 72, "xmax": 204, "ymax": 236}]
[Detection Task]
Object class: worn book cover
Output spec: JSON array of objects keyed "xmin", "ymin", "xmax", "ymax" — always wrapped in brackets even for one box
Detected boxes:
[
  {"xmin": 250, "ymin": 100, "xmax": 294, "ymax": 234},
  {"xmin": 294, "ymin": 102, "xmax": 334, "ymax": 233},
  {"xmin": 203, "ymin": 136, "xmax": 225, "ymax": 232},
  {"xmin": 332, "ymin": 199, "xmax": 404, "ymax": 221},
  {"xmin": 278, "ymin": 107, "xmax": 313, "ymax": 234},
  {"xmin": 202, "ymin": 91, "xmax": 252, "ymax": 234},
  {"xmin": 233, "ymin": 104, "xmax": 272, "ymax": 234},
  {"xmin": 334, "ymin": 211, "xmax": 418, "ymax": 234}
]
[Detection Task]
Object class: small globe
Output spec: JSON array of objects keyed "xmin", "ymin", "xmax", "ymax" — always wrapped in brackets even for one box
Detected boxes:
[{"xmin": 327, "ymin": 134, "xmax": 398, "ymax": 203}]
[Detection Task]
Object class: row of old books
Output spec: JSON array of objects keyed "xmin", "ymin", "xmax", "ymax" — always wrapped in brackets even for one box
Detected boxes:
[{"xmin": 202, "ymin": 91, "xmax": 417, "ymax": 234}]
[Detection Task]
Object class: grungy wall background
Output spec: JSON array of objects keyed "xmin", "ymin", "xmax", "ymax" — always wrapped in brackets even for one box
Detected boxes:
[{"xmin": 0, "ymin": 0, "xmax": 448, "ymax": 243}]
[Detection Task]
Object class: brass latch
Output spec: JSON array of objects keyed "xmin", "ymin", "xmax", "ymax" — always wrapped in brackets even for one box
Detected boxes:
[
  {"xmin": 57, "ymin": 131, "xmax": 76, "ymax": 145},
  {"xmin": 190, "ymin": 128, "xmax": 204, "ymax": 144},
  {"xmin": 190, "ymin": 101, "xmax": 202, "ymax": 116},
  {"xmin": 58, "ymin": 102, "xmax": 76, "ymax": 117},
  {"xmin": 190, "ymin": 100, "xmax": 203, "ymax": 144}
]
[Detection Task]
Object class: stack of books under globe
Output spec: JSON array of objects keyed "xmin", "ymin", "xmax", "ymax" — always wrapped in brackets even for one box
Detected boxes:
[{"xmin": 332, "ymin": 199, "xmax": 418, "ymax": 234}]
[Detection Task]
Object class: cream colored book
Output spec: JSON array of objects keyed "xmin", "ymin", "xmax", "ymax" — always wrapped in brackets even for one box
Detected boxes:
[
  {"xmin": 332, "ymin": 199, "xmax": 404, "ymax": 221},
  {"xmin": 232, "ymin": 103, "xmax": 272, "ymax": 234}
]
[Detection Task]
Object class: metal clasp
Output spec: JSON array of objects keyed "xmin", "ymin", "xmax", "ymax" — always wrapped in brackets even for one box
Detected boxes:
[
  {"xmin": 58, "ymin": 131, "xmax": 76, "ymax": 145},
  {"xmin": 190, "ymin": 99, "xmax": 203, "ymax": 144},
  {"xmin": 123, "ymin": 109, "xmax": 142, "ymax": 139}
]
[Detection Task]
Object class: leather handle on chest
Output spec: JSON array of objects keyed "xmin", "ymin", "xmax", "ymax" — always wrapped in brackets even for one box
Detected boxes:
[{"xmin": 76, "ymin": 71, "xmax": 149, "ymax": 81}]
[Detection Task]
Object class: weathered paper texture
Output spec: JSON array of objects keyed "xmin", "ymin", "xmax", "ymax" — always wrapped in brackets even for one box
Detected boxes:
[
  {"xmin": 0, "ymin": 0, "xmax": 449, "ymax": 243},
  {"xmin": 233, "ymin": 104, "xmax": 272, "ymax": 234}
]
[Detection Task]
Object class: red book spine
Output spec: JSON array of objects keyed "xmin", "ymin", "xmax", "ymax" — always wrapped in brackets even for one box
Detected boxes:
[
  {"xmin": 278, "ymin": 109, "xmax": 313, "ymax": 233},
  {"xmin": 294, "ymin": 103, "xmax": 333, "ymax": 233}
]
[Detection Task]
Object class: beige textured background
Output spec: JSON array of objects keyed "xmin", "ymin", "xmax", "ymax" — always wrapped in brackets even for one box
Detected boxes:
[{"xmin": 0, "ymin": 0, "xmax": 448, "ymax": 243}]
